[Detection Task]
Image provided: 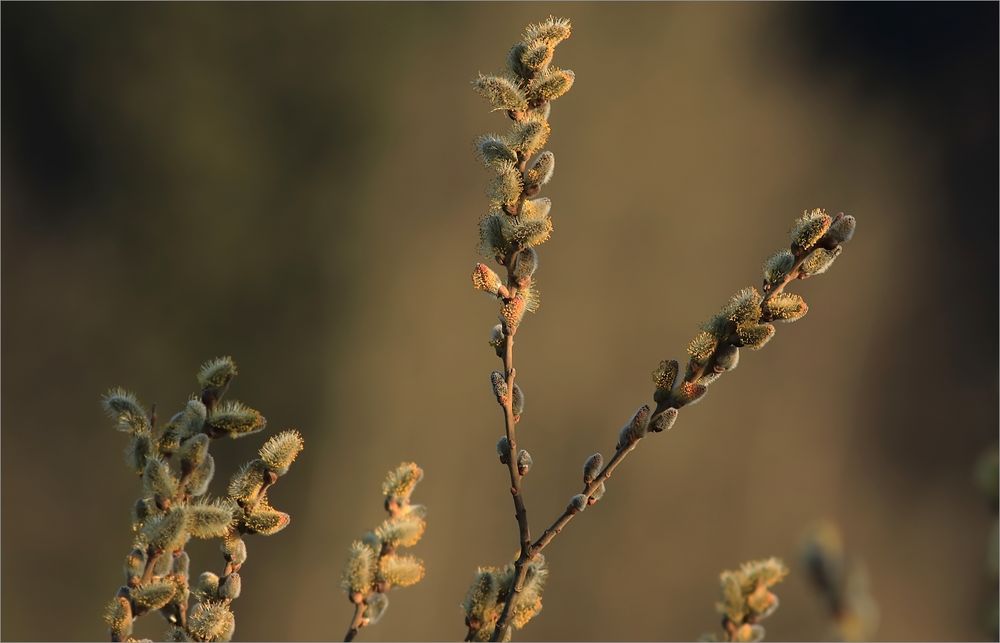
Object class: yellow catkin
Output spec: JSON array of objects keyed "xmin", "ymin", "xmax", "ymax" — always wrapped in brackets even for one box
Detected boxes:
[
  {"xmin": 687, "ymin": 331, "xmax": 718, "ymax": 363},
  {"xmin": 501, "ymin": 295, "xmax": 527, "ymax": 333},
  {"xmin": 791, "ymin": 208, "xmax": 832, "ymax": 251},
  {"xmin": 472, "ymin": 263, "xmax": 504, "ymax": 295}
]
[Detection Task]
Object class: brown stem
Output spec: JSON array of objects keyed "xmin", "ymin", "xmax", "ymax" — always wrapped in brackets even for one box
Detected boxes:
[
  {"xmin": 491, "ymin": 325, "xmax": 534, "ymax": 642},
  {"xmin": 490, "ymin": 431, "xmax": 643, "ymax": 641},
  {"xmin": 176, "ymin": 468, "xmax": 196, "ymax": 504},
  {"xmin": 245, "ymin": 471, "xmax": 277, "ymax": 512},
  {"xmin": 530, "ymin": 437, "xmax": 641, "ymax": 555},
  {"xmin": 491, "ymin": 558, "xmax": 529, "ymax": 643},
  {"xmin": 500, "ymin": 334, "xmax": 531, "ymax": 557},
  {"xmin": 344, "ymin": 603, "xmax": 366, "ymax": 642},
  {"xmin": 140, "ymin": 547, "xmax": 163, "ymax": 585}
]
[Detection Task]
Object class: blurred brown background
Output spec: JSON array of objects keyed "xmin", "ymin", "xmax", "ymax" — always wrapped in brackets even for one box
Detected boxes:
[{"xmin": 2, "ymin": 3, "xmax": 997, "ymax": 641}]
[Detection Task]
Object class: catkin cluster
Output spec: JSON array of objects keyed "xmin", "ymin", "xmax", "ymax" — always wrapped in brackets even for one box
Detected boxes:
[
  {"xmin": 340, "ymin": 463, "xmax": 427, "ymax": 641},
  {"xmin": 471, "ymin": 15, "xmax": 574, "ymax": 336},
  {"xmin": 669, "ymin": 208, "xmax": 856, "ymax": 408},
  {"xmin": 462, "ymin": 556, "xmax": 548, "ymax": 642},
  {"xmin": 560, "ymin": 209, "xmax": 856, "ymax": 529},
  {"xmin": 596, "ymin": 208, "xmax": 855, "ymax": 465},
  {"xmin": 101, "ymin": 357, "xmax": 303, "ymax": 642},
  {"xmin": 708, "ymin": 558, "xmax": 788, "ymax": 643}
]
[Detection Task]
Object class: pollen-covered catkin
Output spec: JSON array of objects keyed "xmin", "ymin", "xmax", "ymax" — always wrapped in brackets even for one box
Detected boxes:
[
  {"xmin": 763, "ymin": 249, "xmax": 795, "ymax": 284},
  {"xmin": 205, "ymin": 401, "xmax": 266, "ymax": 439},
  {"xmin": 508, "ymin": 116, "xmax": 551, "ymax": 156},
  {"xmin": 791, "ymin": 209, "xmax": 832, "ymax": 252},
  {"xmin": 765, "ymin": 293, "xmax": 808, "ymax": 322},
  {"xmin": 501, "ymin": 295, "xmax": 528, "ymax": 334},
  {"xmin": 474, "ymin": 264, "xmax": 506, "ymax": 297},
  {"xmin": 476, "ymin": 134, "xmax": 518, "ymax": 167},
  {"xmin": 524, "ymin": 152, "xmax": 555, "ymax": 187},
  {"xmin": 528, "ymin": 69, "xmax": 575, "ymax": 102},
  {"xmin": 241, "ymin": 502, "xmax": 291, "ymax": 536},
  {"xmin": 258, "ymin": 429, "xmax": 304, "ymax": 475},
  {"xmin": 187, "ymin": 500, "xmax": 235, "ymax": 539},
  {"xmin": 473, "ymin": 74, "xmax": 529, "ymax": 112},
  {"xmin": 652, "ymin": 360, "xmax": 679, "ymax": 403},
  {"xmin": 800, "ymin": 247, "xmax": 842, "ymax": 277}
]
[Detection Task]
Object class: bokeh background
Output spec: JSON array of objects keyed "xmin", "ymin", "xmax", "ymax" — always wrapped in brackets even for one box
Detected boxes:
[{"xmin": 3, "ymin": 3, "xmax": 998, "ymax": 641}]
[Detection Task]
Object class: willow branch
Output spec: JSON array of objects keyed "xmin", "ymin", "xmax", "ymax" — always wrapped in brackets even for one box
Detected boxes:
[{"xmin": 527, "ymin": 228, "xmax": 848, "ymax": 558}]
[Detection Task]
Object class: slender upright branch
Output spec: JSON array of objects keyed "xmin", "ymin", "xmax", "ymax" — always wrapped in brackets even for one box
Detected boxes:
[
  {"xmin": 501, "ymin": 334, "xmax": 531, "ymax": 555},
  {"xmin": 489, "ymin": 327, "xmax": 535, "ymax": 641},
  {"xmin": 467, "ymin": 17, "xmax": 576, "ymax": 640}
]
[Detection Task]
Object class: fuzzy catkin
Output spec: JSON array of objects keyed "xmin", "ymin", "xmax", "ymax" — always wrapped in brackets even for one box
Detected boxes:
[{"xmin": 102, "ymin": 357, "xmax": 302, "ymax": 642}]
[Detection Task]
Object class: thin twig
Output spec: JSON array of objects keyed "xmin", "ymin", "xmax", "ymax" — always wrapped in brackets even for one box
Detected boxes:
[
  {"xmin": 531, "ymin": 439, "xmax": 640, "ymax": 555},
  {"xmin": 140, "ymin": 547, "xmax": 163, "ymax": 585},
  {"xmin": 344, "ymin": 603, "xmax": 365, "ymax": 642}
]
